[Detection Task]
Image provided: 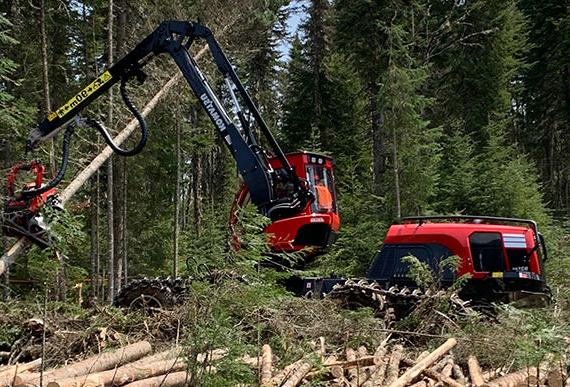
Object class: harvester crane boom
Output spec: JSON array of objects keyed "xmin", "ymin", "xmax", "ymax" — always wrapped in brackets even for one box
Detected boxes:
[
  {"xmin": 5, "ymin": 20, "xmax": 340, "ymax": 254},
  {"xmin": 25, "ymin": 20, "xmax": 309, "ymax": 216}
]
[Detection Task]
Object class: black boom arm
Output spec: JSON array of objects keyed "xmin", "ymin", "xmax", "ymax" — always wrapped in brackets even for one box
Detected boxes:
[{"xmin": 26, "ymin": 21, "xmax": 310, "ymax": 215}]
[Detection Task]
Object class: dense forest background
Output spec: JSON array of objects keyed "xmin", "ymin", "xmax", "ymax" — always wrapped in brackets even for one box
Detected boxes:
[{"xmin": 0, "ymin": 0, "xmax": 569, "ymax": 303}]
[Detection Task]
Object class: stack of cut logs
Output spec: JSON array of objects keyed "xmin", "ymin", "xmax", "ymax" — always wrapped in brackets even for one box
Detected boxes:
[
  {"xmin": 0, "ymin": 341, "xmax": 219, "ymax": 387},
  {"xmin": 0, "ymin": 338, "xmax": 566, "ymax": 386},
  {"xmin": 253, "ymin": 338, "xmax": 566, "ymax": 387}
]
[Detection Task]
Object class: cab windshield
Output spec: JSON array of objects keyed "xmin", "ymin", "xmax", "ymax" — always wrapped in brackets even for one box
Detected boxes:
[{"xmin": 306, "ymin": 164, "xmax": 336, "ymax": 213}]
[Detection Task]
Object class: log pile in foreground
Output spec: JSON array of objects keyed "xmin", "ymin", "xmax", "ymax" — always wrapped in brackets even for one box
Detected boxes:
[
  {"xmin": 246, "ymin": 337, "xmax": 565, "ymax": 387},
  {"xmin": 1, "ymin": 337, "xmax": 565, "ymax": 386},
  {"xmin": 0, "ymin": 341, "xmax": 220, "ymax": 387}
]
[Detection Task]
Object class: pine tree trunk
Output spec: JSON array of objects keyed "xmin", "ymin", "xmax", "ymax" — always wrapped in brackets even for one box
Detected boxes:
[
  {"xmin": 122, "ymin": 157, "xmax": 128, "ymax": 287},
  {"xmin": 1, "ymin": 239, "xmax": 8, "ymax": 302},
  {"xmin": 173, "ymin": 118, "xmax": 181, "ymax": 277},
  {"xmin": 106, "ymin": 0, "xmax": 115, "ymax": 304},
  {"xmin": 392, "ymin": 125, "xmax": 401, "ymax": 220},
  {"xmin": 112, "ymin": 0, "xmax": 128, "ymax": 293},
  {"xmin": 39, "ymin": 0, "xmax": 56, "ymax": 177},
  {"xmin": 370, "ymin": 83, "xmax": 386, "ymax": 196},
  {"xmin": 192, "ymin": 155, "xmax": 202, "ymax": 236},
  {"xmin": 90, "ymin": 175, "xmax": 100, "ymax": 301},
  {"xmin": 113, "ymin": 159, "xmax": 123, "ymax": 293},
  {"xmin": 0, "ymin": 140, "xmax": 10, "ymax": 301}
]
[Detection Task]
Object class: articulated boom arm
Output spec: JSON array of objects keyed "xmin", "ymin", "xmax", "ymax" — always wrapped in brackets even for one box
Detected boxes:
[{"xmin": 26, "ymin": 20, "xmax": 310, "ymax": 216}]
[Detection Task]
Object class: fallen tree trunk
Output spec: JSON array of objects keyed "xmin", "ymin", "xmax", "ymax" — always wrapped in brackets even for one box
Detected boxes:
[
  {"xmin": 0, "ymin": 44, "xmax": 211, "ymax": 276},
  {"xmin": 388, "ymin": 338, "xmax": 457, "ymax": 387},
  {"xmin": 270, "ymin": 359, "xmax": 303, "ymax": 386},
  {"xmin": 281, "ymin": 360, "xmax": 312, "ymax": 387},
  {"xmin": 260, "ymin": 344, "xmax": 272, "ymax": 385},
  {"xmin": 361, "ymin": 347, "xmax": 387, "ymax": 387},
  {"xmin": 467, "ymin": 355, "xmax": 485, "ymax": 387},
  {"xmin": 0, "ymin": 358, "xmax": 42, "ymax": 385},
  {"xmin": 122, "ymin": 370, "xmax": 190, "ymax": 387},
  {"xmin": 484, "ymin": 367, "xmax": 538, "ymax": 387},
  {"xmin": 46, "ymin": 358, "xmax": 185, "ymax": 387},
  {"xmin": 402, "ymin": 358, "xmax": 463, "ymax": 387},
  {"xmin": 384, "ymin": 344, "xmax": 404, "ymax": 386},
  {"xmin": 17, "ymin": 341, "xmax": 152, "ymax": 385}
]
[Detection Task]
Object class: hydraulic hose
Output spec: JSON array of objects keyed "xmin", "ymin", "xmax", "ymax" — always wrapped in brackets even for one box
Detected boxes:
[
  {"xmin": 20, "ymin": 126, "xmax": 74, "ymax": 200},
  {"xmin": 87, "ymin": 75, "xmax": 148, "ymax": 157}
]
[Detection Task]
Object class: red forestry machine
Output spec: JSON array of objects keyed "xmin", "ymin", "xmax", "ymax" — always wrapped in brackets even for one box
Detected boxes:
[{"xmin": 2, "ymin": 21, "xmax": 550, "ymax": 313}]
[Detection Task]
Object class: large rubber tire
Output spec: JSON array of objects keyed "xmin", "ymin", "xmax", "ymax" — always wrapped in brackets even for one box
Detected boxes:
[{"xmin": 113, "ymin": 278, "xmax": 181, "ymax": 311}]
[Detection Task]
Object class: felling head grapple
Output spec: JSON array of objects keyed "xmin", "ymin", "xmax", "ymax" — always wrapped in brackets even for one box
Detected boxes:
[{"xmin": 2, "ymin": 160, "xmax": 62, "ymax": 248}]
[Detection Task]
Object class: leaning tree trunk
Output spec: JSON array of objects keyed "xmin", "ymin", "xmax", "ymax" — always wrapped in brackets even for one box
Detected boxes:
[{"xmin": 0, "ymin": 44, "xmax": 211, "ymax": 275}]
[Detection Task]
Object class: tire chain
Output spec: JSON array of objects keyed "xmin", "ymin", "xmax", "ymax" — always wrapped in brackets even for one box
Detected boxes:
[
  {"xmin": 326, "ymin": 279, "xmax": 475, "ymax": 321},
  {"xmin": 113, "ymin": 271, "xmax": 249, "ymax": 310}
]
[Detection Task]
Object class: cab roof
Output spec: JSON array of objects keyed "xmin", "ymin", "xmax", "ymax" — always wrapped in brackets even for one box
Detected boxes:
[{"xmin": 385, "ymin": 215, "xmax": 539, "ymax": 245}]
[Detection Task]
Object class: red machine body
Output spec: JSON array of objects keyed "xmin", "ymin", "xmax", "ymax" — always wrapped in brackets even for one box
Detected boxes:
[
  {"xmin": 373, "ymin": 216, "xmax": 549, "ymax": 303},
  {"xmin": 231, "ymin": 151, "xmax": 340, "ymax": 255},
  {"xmin": 385, "ymin": 222, "xmax": 544, "ymax": 278}
]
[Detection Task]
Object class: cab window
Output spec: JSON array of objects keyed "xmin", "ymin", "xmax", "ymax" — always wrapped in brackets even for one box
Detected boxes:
[
  {"xmin": 470, "ymin": 232, "xmax": 505, "ymax": 272},
  {"xmin": 306, "ymin": 165, "xmax": 337, "ymax": 213}
]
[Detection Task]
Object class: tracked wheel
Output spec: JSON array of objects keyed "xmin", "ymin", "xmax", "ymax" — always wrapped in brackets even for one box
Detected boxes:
[
  {"xmin": 113, "ymin": 278, "xmax": 185, "ymax": 311},
  {"xmin": 326, "ymin": 280, "xmax": 475, "ymax": 322}
]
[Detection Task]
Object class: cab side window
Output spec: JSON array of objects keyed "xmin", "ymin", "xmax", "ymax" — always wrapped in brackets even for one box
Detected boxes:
[{"xmin": 470, "ymin": 232, "xmax": 505, "ymax": 272}]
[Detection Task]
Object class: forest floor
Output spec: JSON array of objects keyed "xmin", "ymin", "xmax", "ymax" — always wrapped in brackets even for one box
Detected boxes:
[{"xmin": 0, "ymin": 278, "xmax": 569, "ymax": 386}]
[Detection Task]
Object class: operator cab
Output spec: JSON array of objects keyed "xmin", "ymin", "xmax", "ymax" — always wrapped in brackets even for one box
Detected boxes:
[{"xmin": 231, "ymin": 151, "xmax": 340, "ymax": 257}]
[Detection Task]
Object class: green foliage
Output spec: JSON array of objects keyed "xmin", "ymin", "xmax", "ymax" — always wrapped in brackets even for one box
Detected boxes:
[{"xmin": 402, "ymin": 255, "xmax": 434, "ymax": 288}]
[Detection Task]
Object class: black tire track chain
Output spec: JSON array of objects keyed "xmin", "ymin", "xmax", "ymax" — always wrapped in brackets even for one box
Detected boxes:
[
  {"xmin": 326, "ymin": 279, "xmax": 475, "ymax": 321},
  {"xmin": 113, "ymin": 271, "xmax": 249, "ymax": 310}
]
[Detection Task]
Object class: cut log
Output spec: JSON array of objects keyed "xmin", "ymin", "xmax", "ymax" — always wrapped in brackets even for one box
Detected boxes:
[
  {"xmin": 346, "ymin": 348, "xmax": 359, "ymax": 384},
  {"xmin": 0, "ymin": 358, "xmax": 42, "ymax": 385},
  {"xmin": 441, "ymin": 358, "xmax": 454, "ymax": 377},
  {"xmin": 409, "ymin": 381, "xmax": 427, "ymax": 387},
  {"xmin": 196, "ymin": 348, "xmax": 227, "ymax": 363},
  {"xmin": 388, "ymin": 338, "xmax": 457, "ymax": 387},
  {"xmin": 281, "ymin": 361, "xmax": 312, "ymax": 387},
  {"xmin": 452, "ymin": 364, "xmax": 467, "ymax": 385},
  {"xmin": 326, "ymin": 356, "xmax": 384, "ymax": 369},
  {"xmin": 260, "ymin": 344, "xmax": 272, "ymax": 385},
  {"xmin": 547, "ymin": 364, "xmax": 563, "ymax": 387},
  {"xmin": 0, "ymin": 44, "xmax": 212, "ymax": 276},
  {"xmin": 384, "ymin": 344, "xmax": 404, "ymax": 386},
  {"xmin": 240, "ymin": 355, "xmax": 261, "ymax": 368},
  {"xmin": 46, "ymin": 358, "xmax": 186, "ymax": 387},
  {"xmin": 122, "ymin": 370, "xmax": 190, "ymax": 387},
  {"xmin": 361, "ymin": 348, "xmax": 388, "ymax": 387},
  {"xmin": 467, "ymin": 356, "xmax": 485, "ymax": 387},
  {"xmin": 270, "ymin": 360, "xmax": 303, "ymax": 386},
  {"xmin": 431, "ymin": 356, "xmax": 449, "ymax": 372},
  {"xmin": 416, "ymin": 352, "xmax": 430, "ymax": 363},
  {"xmin": 138, "ymin": 347, "xmax": 183, "ymax": 364},
  {"xmin": 484, "ymin": 367, "xmax": 538, "ymax": 387},
  {"xmin": 401, "ymin": 357, "xmax": 463, "ymax": 387},
  {"xmin": 18, "ymin": 341, "xmax": 152, "ymax": 385}
]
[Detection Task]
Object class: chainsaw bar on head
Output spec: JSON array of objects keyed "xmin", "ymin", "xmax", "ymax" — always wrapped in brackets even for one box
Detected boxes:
[{"xmin": 2, "ymin": 211, "xmax": 52, "ymax": 249}]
